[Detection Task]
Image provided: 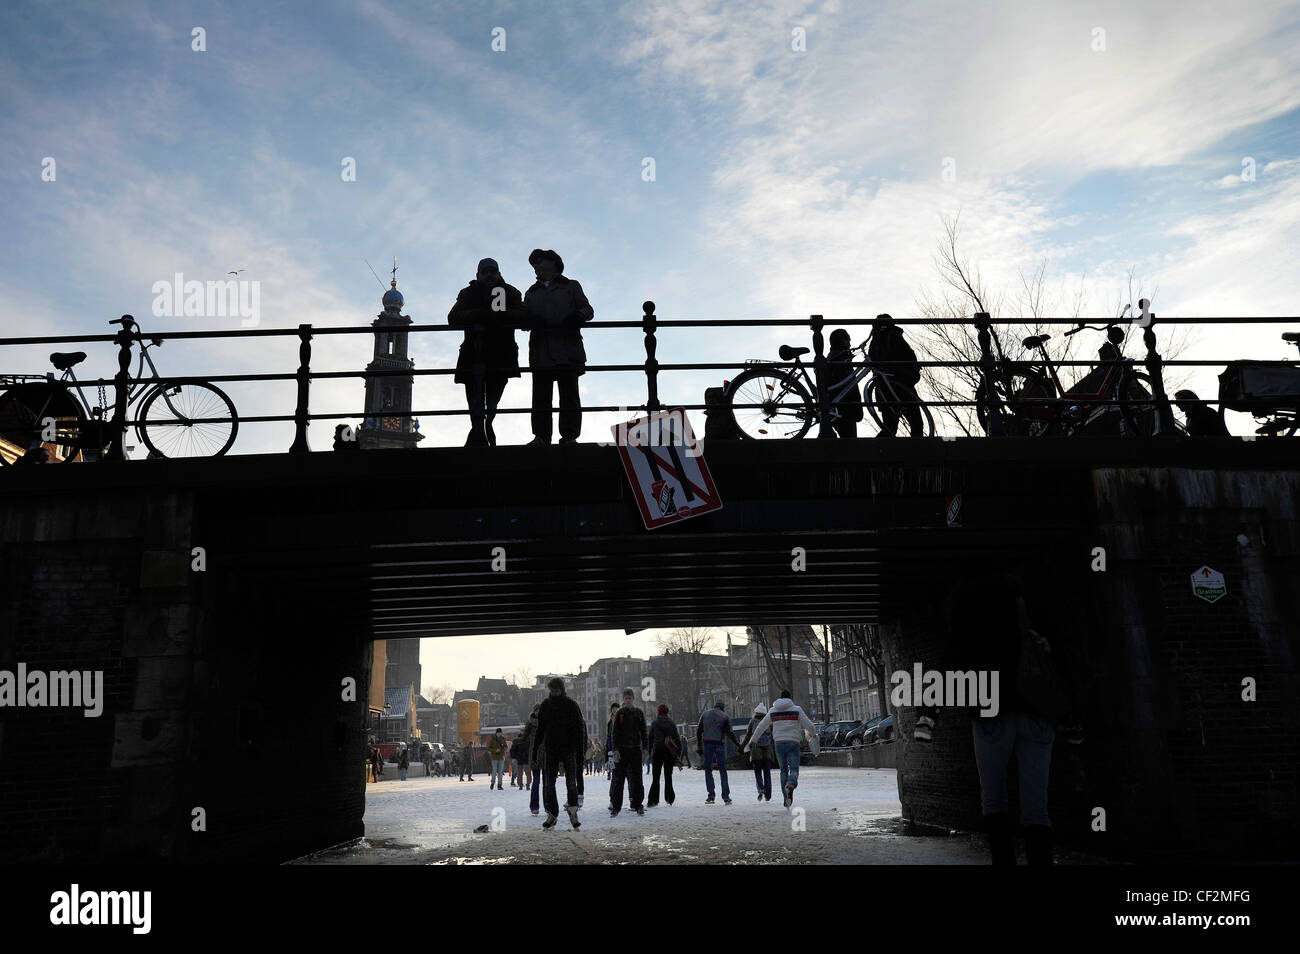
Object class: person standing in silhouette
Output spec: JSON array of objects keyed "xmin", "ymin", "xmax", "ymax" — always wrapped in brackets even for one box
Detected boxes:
[
  {"xmin": 869, "ymin": 314, "xmax": 923, "ymax": 437},
  {"xmin": 523, "ymin": 249, "xmax": 594, "ymax": 445},
  {"xmin": 533, "ymin": 676, "xmax": 585, "ymax": 829},
  {"xmin": 827, "ymin": 328, "xmax": 864, "ymax": 439},
  {"xmin": 448, "ymin": 258, "xmax": 528, "ymax": 446}
]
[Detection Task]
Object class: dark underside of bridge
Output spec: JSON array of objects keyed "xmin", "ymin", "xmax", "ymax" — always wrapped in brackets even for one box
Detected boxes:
[
  {"xmin": 3, "ymin": 435, "xmax": 1298, "ymax": 864},
  {"xmin": 4, "ymin": 435, "xmax": 1293, "ymax": 638}
]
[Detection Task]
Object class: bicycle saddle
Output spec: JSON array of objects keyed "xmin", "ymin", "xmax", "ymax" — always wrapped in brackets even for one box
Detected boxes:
[
  {"xmin": 50, "ymin": 351, "xmax": 87, "ymax": 370},
  {"xmin": 778, "ymin": 345, "xmax": 810, "ymax": 360},
  {"xmin": 1283, "ymin": 332, "xmax": 1299, "ymax": 342},
  {"xmin": 1022, "ymin": 334, "xmax": 1051, "ymax": 349}
]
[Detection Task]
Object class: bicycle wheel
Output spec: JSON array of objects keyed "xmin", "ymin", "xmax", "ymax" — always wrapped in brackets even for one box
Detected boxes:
[
  {"xmin": 0, "ymin": 383, "xmax": 86, "ymax": 464},
  {"xmin": 724, "ymin": 366, "xmax": 814, "ymax": 439},
  {"xmin": 137, "ymin": 381, "xmax": 238, "ymax": 458},
  {"xmin": 865, "ymin": 377, "xmax": 934, "ymax": 437},
  {"xmin": 1119, "ymin": 372, "xmax": 1160, "ymax": 437}
]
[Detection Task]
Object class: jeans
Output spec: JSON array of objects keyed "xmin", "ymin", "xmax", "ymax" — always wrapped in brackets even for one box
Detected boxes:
[
  {"xmin": 647, "ymin": 748, "xmax": 676, "ymax": 806},
  {"xmin": 971, "ymin": 710, "xmax": 1055, "ymax": 827},
  {"xmin": 775, "ymin": 741, "xmax": 801, "ymax": 791},
  {"xmin": 532, "ymin": 371, "xmax": 582, "ymax": 441},
  {"xmin": 399, "ymin": 766, "xmax": 407, "ymax": 781},
  {"xmin": 701, "ymin": 741, "xmax": 730, "ymax": 800},
  {"xmin": 463, "ymin": 375, "xmax": 510, "ymax": 446},
  {"xmin": 530, "ymin": 760, "xmax": 541, "ymax": 813},
  {"xmin": 609, "ymin": 746, "xmax": 645, "ymax": 811},
  {"xmin": 752, "ymin": 757, "xmax": 772, "ymax": 798},
  {"xmin": 490, "ymin": 758, "xmax": 505, "ymax": 786},
  {"xmin": 542, "ymin": 751, "xmax": 580, "ymax": 817}
]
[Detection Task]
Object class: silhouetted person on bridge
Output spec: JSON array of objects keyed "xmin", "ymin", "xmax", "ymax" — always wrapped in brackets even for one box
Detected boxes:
[
  {"xmin": 828, "ymin": 328, "xmax": 864, "ymax": 439},
  {"xmin": 524, "ymin": 249, "xmax": 594, "ymax": 445},
  {"xmin": 869, "ymin": 314, "xmax": 923, "ymax": 437},
  {"xmin": 449, "ymin": 258, "xmax": 527, "ymax": 446},
  {"xmin": 534, "ymin": 676, "xmax": 584, "ymax": 829},
  {"xmin": 1174, "ymin": 390, "xmax": 1230, "ymax": 437}
]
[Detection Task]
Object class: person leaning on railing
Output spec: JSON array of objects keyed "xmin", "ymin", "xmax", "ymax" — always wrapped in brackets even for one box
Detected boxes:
[
  {"xmin": 448, "ymin": 257, "xmax": 529, "ymax": 447},
  {"xmin": 523, "ymin": 248, "xmax": 594, "ymax": 445}
]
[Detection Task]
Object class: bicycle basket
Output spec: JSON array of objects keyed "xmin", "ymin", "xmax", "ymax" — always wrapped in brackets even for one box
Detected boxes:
[{"xmin": 1218, "ymin": 361, "xmax": 1300, "ymax": 413}]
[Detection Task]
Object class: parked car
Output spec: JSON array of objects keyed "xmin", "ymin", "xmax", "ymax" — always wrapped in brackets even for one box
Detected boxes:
[
  {"xmin": 815, "ymin": 723, "xmax": 835, "ymax": 747},
  {"xmin": 866, "ymin": 713, "xmax": 894, "ymax": 743},
  {"xmin": 823, "ymin": 720, "xmax": 861, "ymax": 747},
  {"xmin": 846, "ymin": 715, "xmax": 885, "ymax": 746}
]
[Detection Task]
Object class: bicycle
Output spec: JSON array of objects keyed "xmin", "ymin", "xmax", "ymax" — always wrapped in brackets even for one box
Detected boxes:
[
  {"xmin": 722, "ymin": 337, "xmax": 935, "ymax": 439},
  {"xmin": 984, "ymin": 320, "xmax": 1163, "ymax": 437},
  {"xmin": 0, "ymin": 315, "xmax": 239, "ymax": 465}
]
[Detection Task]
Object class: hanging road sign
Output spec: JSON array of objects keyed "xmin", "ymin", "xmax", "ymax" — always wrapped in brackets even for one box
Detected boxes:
[
  {"xmin": 1191, "ymin": 565, "xmax": 1226, "ymax": 603},
  {"xmin": 613, "ymin": 408, "xmax": 723, "ymax": 530}
]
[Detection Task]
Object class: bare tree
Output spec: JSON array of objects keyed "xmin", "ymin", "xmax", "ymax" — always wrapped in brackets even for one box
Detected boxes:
[
  {"xmin": 422, "ymin": 684, "xmax": 455, "ymax": 706},
  {"xmin": 912, "ymin": 214, "xmax": 1195, "ymax": 435},
  {"xmin": 834, "ymin": 623, "xmax": 890, "ymax": 717},
  {"xmin": 655, "ymin": 627, "xmax": 722, "ymax": 718}
]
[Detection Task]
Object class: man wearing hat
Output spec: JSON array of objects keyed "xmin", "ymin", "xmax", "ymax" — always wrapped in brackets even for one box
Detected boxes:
[
  {"xmin": 523, "ymin": 248, "xmax": 595, "ymax": 444},
  {"xmin": 448, "ymin": 258, "xmax": 529, "ymax": 446}
]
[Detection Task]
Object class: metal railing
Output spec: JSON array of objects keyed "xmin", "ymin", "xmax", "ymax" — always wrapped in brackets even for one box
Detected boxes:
[{"xmin": 0, "ymin": 305, "xmax": 1297, "ymax": 459}]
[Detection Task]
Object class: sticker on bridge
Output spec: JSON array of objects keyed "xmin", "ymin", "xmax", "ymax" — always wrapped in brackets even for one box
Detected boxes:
[
  {"xmin": 613, "ymin": 408, "xmax": 722, "ymax": 530},
  {"xmin": 1191, "ymin": 565, "xmax": 1226, "ymax": 603}
]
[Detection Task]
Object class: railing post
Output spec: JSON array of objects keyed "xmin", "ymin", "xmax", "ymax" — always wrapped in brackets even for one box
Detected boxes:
[
  {"xmin": 104, "ymin": 315, "xmax": 134, "ymax": 461},
  {"xmin": 810, "ymin": 313, "xmax": 833, "ymax": 438},
  {"xmin": 642, "ymin": 301, "xmax": 660, "ymax": 412},
  {"xmin": 973, "ymin": 311, "xmax": 1004, "ymax": 436},
  {"xmin": 289, "ymin": 323, "xmax": 312, "ymax": 454},
  {"xmin": 1138, "ymin": 303, "xmax": 1178, "ymax": 436}
]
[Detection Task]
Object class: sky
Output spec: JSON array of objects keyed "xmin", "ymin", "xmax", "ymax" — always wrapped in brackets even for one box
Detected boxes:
[{"xmin": 3, "ymin": 0, "xmax": 1298, "ymax": 687}]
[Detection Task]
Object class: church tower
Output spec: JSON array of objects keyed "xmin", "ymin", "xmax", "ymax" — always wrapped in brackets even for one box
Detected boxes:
[{"xmin": 358, "ymin": 264, "xmax": 424, "ymax": 450}]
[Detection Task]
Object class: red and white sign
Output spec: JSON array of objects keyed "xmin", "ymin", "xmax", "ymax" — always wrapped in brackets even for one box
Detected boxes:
[{"xmin": 613, "ymin": 408, "xmax": 723, "ymax": 530}]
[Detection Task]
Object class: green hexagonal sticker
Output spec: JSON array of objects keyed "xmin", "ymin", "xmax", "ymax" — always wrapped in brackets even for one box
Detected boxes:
[{"xmin": 1191, "ymin": 566, "xmax": 1226, "ymax": 603}]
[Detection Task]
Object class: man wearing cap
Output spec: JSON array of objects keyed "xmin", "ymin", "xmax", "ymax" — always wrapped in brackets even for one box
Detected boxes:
[
  {"xmin": 523, "ymin": 248, "xmax": 594, "ymax": 445},
  {"xmin": 448, "ymin": 258, "xmax": 529, "ymax": 446}
]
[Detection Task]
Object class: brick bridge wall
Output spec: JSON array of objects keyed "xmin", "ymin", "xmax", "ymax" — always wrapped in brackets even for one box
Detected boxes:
[
  {"xmin": 0, "ymin": 489, "xmax": 371, "ymax": 863},
  {"xmin": 885, "ymin": 467, "xmax": 1300, "ymax": 861}
]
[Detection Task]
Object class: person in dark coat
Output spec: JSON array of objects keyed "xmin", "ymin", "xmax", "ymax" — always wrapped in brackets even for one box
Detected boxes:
[
  {"xmin": 398, "ymin": 745, "xmax": 410, "ymax": 781},
  {"xmin": 646, "ymin": 703, "xmax": 682, "ymax": 807},
  {"xmin": 459, "ymin": 741, "xmax": 475, "ymax": 782},
  {"xmin": 448, "ymin": 258, "xmax": 528, "ymax": 446},
  {"xmin": 1174, "ymin": 390, "xmax": 1230, "ymax": 437},
  {"xmin": 523, "ymin": 249, "xmax": 594, "ymax": 445},
  {"xmin": 828, "ymin": 328, "xmax": 864, "ymax": 439},
  {"xmin": 533, "ymin": 677, "xmax": 585, "ymax": 829},
  {"xmin": 608, "ymin": 688, "xmax": 648, "ymax": 816},
  {"xmin": 741, "ymin": 703, "xmax": 778, "ymax": 801},
  {"xmin": 868, "ymin": 314, "xmax": 923, "ymax": 437}
]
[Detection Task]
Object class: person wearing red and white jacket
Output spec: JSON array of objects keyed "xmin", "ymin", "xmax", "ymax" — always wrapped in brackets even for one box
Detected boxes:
[{"xmin": 743, "ymin": 692, "xmax": 819, "ymax": 808}]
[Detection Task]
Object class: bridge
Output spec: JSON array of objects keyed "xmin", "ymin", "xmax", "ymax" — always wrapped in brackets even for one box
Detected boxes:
[{"xmin": 2, "ymin": 435, "xmax": 1297, "ymax": 863}]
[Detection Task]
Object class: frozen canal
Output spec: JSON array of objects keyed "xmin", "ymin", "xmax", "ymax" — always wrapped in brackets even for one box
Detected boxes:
[{"xmin": 295, "ymin": 765, "xmax": 1023, "ymax": 865}]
